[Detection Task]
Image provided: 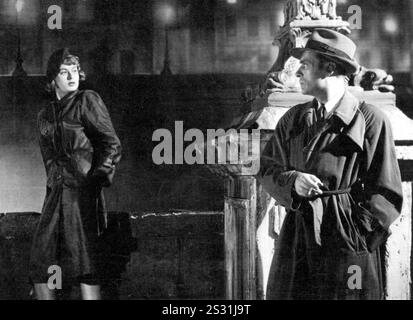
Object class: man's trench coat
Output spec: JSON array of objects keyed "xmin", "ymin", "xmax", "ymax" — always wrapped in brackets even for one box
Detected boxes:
[
  {"xmin": 257, "ymin": 90, "xmax": 403, "ymax": 299},
  {"xmin": 29, "ymin": 90, "xmax": 121, "ymax": 283}
]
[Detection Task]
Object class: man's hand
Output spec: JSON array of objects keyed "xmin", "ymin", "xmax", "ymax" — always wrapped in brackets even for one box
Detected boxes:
[{"xmin": 294, "ymin": 172, "xmax": 324, "ymax": 198}]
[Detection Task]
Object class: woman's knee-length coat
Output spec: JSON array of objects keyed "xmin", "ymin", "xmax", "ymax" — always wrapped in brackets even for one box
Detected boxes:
[
  {"xmin": 258, "ymin": 91, "xmax": 403, "ymax": 299},
  {"xmin": 30, "ymin": 89, "xmax": 121, "ymax": 282}
]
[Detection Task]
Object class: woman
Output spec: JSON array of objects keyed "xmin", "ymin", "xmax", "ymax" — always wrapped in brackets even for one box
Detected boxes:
[{"xmin": 29, "ymin": 48, "xmax": 122, "ymax": 300}]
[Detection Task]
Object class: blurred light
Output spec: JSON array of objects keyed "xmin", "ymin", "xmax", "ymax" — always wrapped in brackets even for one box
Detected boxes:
[
  {"xmin": 337, "ymin": 0, "xmax": 348, "ymax": 4},
  {"xmin": 383, "ymin": 15, "xmax": 398, "ymax": 34},
  {"xmin": 227, "ymin": 0, "xmax": 237, "ymax": 4},
  {"xmin": 156, "ymin": 3, "xmax": 176, "ymax": 25},
  {"xmin": 15, "ymin": 0, "xmax": 24, "ymax": 13}
]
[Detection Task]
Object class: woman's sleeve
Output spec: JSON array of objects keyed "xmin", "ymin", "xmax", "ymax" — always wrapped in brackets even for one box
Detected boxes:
[
  {"xmin": 37, "ymin": 110, "xmax": 54, "ymax": 173},
  {"xmin": 81, "ymin": 91, "xmax": 122, "ymax": 186}
]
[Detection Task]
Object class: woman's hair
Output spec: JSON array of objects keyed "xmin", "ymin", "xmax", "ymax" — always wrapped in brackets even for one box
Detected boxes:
[{"xmin": 45, "ymin": 49, "xmax": 86, "ymax": 93}]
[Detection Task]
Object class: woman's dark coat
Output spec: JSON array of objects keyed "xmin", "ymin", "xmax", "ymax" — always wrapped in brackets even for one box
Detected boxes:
[
  {"xmin": 30, "ymin": 90, "xmax": 121, "ymax": 282},
  {"xmin": 258, "ymin": 91, "xmax": 403, "ymax": 299}
]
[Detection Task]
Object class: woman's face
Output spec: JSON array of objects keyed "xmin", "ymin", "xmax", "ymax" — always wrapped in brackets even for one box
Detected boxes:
[{"xmin": 54, "ymin": 63, "xmax": 79, "ymax": 98}]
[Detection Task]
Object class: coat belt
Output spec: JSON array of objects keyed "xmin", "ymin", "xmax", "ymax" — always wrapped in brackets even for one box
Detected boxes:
[
  {"xmin": 310, "ymin": 187, "xmax": 352, "ymax": 200},
  {"xmin": 308, "ymin": 187, "xmax": 353, "ymax": 246}
]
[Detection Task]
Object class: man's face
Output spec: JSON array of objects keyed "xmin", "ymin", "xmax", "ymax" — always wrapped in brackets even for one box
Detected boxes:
[
  {"xmin": 296, "ymin": 51, "xmax": 328, "ymax": 96},
  {"xmin": 54, "ymin": 64, "xmax": 79, "ymax": 96}
]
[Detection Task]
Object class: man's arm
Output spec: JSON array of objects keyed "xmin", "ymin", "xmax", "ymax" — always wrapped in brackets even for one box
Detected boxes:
[
  {"xmin": 363, "ymin": 106, "xmax": 403, "ymax": 251},
  {"xmin": 256, "ymin": 108, "xmax": 303, "ymax": 210}
]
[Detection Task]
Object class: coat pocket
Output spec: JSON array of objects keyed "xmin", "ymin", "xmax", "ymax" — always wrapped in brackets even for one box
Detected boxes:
[
  {"xmin": 70, "ymin": 149, "xmax": 93, "ymax": 183},
  {"xmin": 350, "ymin": 195, "xmax": 390, "ymax": 253},
  {"xmin": 353, "ymin": 202, "xmax": 374, "ymax": 235}
]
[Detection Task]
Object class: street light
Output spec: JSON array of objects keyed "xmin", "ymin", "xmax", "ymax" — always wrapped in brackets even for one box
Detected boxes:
[
  {"xmin": 12, "ymin": 0, "xmax": 27, "ymax": 77},
  {"xmin": 158, "ymin": 3, "xmax": 175, "ymax": 76},
  {"xmin": 160, "ymin": 4, "xmax": 175, "ymax": 24},
  {"xmin": 383, "ymin": 15, "xmax": 398, "ymax": 35},
  {"xmin": 382, "ymin": 14, "xmax": 399, "ymax": 72},
  {"xmin": 16, "ymin": 0, "xmax": 23, "ymax": 12}
]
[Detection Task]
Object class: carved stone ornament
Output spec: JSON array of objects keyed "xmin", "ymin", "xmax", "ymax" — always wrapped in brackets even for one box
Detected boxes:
[
  {"xmin": 284, "ymin": 0, "xmax": 339, "ymax": 23},
  {"xmin": 269, "ymin": 0, "xmax": 350, "ymax": 83}
]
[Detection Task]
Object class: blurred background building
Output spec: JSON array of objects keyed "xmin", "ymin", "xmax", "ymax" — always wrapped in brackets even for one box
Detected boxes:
[{"xmin": 0, "ymin": 0, "xmax": 410, "ymax": 76}]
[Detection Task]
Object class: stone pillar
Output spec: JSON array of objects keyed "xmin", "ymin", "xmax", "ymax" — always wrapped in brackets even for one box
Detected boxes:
[
  {"xmin": 224, "ymin": 177, "xmax": 257, "ymax": 300},
  {"xmin": 203, "ymin": 131, "xmax": 263, "ymax": 299}
]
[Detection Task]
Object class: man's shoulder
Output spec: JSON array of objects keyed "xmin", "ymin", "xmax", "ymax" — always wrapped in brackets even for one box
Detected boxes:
[
  {"xmin": 357, "ymin": 101, "xmax": 394, "ymax": 140},
  {"xmin": 280, "ymin": 100, "xmax": 313, "ymax": 123},
  {"xmin": 291, "ymin": 100, "xmax": 313, "ymax": 112},
  {"xmin": 358, "ymin": 101, "xmax": 390, "ymax": 127}
]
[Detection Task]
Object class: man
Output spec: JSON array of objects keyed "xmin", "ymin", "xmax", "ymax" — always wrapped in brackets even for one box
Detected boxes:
[{"xmin": 257, "ymin": 29, "xmax": 403, "ymax": 300}]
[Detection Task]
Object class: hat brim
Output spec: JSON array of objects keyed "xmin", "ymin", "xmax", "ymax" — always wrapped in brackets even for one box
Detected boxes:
[{"xmin": 290, "ymin": 47, "xmax": 359, "ymax": 75}]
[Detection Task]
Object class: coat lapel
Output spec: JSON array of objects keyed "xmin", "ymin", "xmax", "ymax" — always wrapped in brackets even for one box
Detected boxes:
[
  {"xmin": 284, "ymin": 100, "xmax": 316, "ymax": 142},
  {"xmin": 333, "ymin": 91, "xmax": 365, "ymax": 151},
  {"xmin": 58, "ymin": 90, "xmax": 80, "ymax": 118},
  {"xmin": 299, "ymin": 90, "xmax": 366, "ymax": 164}
]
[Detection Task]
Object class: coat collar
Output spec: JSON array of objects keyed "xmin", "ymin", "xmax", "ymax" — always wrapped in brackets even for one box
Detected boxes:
[
  {"xmin": 54, "ymin": 90, "xmax": 79, "ymax": 107},
  {"xmin": 334, "ymin": 90, "xmax": 365, "ymax": 151},
  {"xmin": 331, "ymin": 90, "xmax": 359, "ymax": 126},
  {"xmin": 50, "ymin": 90, "xmax": 81, "ymax": 119},
  {"xmin": 294, "ymin": 90, "xmax": 365, "ymax": 151}
]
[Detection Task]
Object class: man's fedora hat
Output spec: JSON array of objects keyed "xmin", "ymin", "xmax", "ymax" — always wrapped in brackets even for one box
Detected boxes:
[{"xmin": 290, "ymin": 28, "xmax": 359, "ymax": 75}]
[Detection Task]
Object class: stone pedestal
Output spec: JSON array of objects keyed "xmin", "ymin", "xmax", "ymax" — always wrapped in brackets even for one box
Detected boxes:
[
  {"xmin": 224, "ymin": 177, "xmax": 257, "ymax": 300},
  {"xmin": 204, "ymin": 140, "xmax": 262, "ymax": 300}
]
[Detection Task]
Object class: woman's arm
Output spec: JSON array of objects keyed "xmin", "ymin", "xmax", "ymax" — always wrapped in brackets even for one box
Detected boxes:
[{"xmin": 81, "ymin": 91, "xmax": 122, "ymax": 186}]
